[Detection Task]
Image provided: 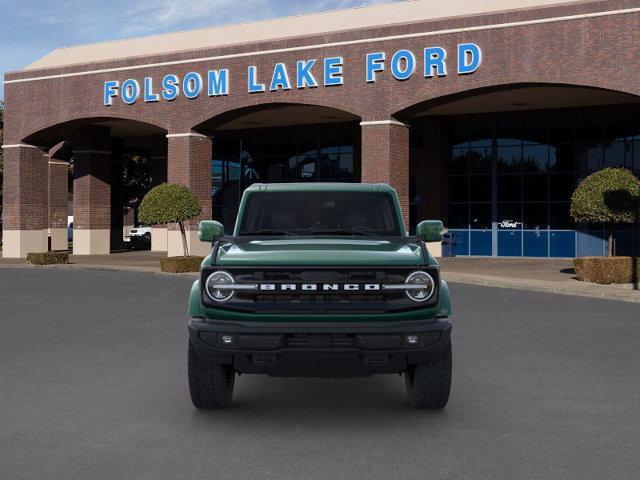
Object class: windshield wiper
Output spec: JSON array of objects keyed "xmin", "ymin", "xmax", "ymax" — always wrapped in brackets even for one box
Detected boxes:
[{"xmin": 240, "ymin": 229, "xmax": 298, "ymax": 236}]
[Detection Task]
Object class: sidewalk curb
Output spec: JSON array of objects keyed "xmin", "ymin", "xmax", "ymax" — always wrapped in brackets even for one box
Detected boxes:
[
  {"xmin": 0, "ymin": 263, "xmax": 198, "ymax": 277},
  {"xmin": 443, "ymin": 272, "xmax": 640, "ymax": 304}
]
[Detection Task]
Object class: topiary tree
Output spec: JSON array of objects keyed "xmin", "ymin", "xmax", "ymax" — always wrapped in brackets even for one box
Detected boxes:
[
  {"xmin": 139, "ymin": 183, "xmax": 202, "ymax": 256},
  {"xmin": 570, "ymin": 168, "xmax": 640, "ymax": 256}
]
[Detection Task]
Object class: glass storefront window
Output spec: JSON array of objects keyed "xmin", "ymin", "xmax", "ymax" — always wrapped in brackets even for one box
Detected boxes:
[
  {"xmin": 496, "ymin": 120, "xmax": 522, "ymax": 146},
  {"xmin": 450, "ymin": 148, "xmax": 469, "ymax": 174},
  {"xmin": 447, "ymin": 176, "xmax": 469, "ymax": 203},
  {"xmin": 299, "ymin": 154, "xmax": 317, "ymax": 180},
  {"xmin": 448, "ymin": 204, "xmax": 469, "ymax": 229},
  {"xmin": 469, "ymin": 125, "xmax": 492, "ymax": 147},
  {"xmin": 279, "ymin": 135, "xmax": 297, "ymax": 160},
  {"xmin": 523, "ymin": 144, "xmax": 548, "ymax": 173},
  {"xmin": 497, "ymin": 203, "xmax": 522, "ymax": 229},
  {"xmin": 470, "ymin": 175, "xmax": 492, "ymax": 202},
  {"xmin": 445, "ymin": 106, "xmax": 640, "ymax": 257},
  {"xmin": 549, "ymin": 174, "xmax": 575, "ymax": 201},
  {"xmin": 523, "ymin": 175, "xmax": 547, "ymax": 202},
  {"xmin": 634, "ymin": 142, "xmax": 640, "ymax": 171},
  {"xmin": 497, "ymin": 145, "xmax": 522, "ymax": 173},
  {"xmin": 212, "ymin": 123, "xmax": 359, "ymax": 228},
  {"xmin": 549, "ymin": 144, "xmax": 575, "ymax": 172},
  {"xmin": 497, "ymin": 175, "xmax": 521, "ymax": 201},
  {"xmin": 523, "ymin": 204, "xmax": 548, "ymax": 230},
  {"xmin": 548, "ymin": 119, "xmax": 574, "ymax": 144},
  {"xmin": 470, "ymin": 147, "xmax": 492, "ymax": 173},
  {"xmin": 523, "ymin": 121, "xmax": 548, "ymax": 145},
  {"xmin": 549, "ymin": 202, "xmax": 573, "ymax": 229},
  {"xmin": 338, "ymin": 154, "xmax": 354, "ymax": 179},
  {"xmin": 577, "ymin": 143, "xmax": 603, "ymax": 174},
  {"xmin": 470, "ymin": 203, "xmax": 492, "ymax": 229},
  {"xmin": 604, "ymin": 140, "xmax": 632, "ymax": 168},
  {"xmin": 576, "ymin": 126, "xmax": 602, "ymax": 145}
]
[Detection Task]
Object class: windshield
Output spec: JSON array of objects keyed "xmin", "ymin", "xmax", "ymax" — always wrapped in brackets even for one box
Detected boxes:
[{"xmin": 238, "ymin": 191, "xmax": 402, "ymax": 237}]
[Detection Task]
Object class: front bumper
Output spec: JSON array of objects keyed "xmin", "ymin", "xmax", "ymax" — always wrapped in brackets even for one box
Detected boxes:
[{"xmin": 188, "ymin": 317, "xmax": 452, "ymax": 378}]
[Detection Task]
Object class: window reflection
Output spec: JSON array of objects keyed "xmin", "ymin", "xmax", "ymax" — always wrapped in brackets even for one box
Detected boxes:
[
  {"xmin": 211, "ymin": 124, "xmax": 358, "ymax": 228},
  {"xmin": 445, "ymin": 107, "xmax": 640, "ymax": 254},
  {"xmin": 497, "ymin": 145, "xmax": 522, "ymax": 173}
]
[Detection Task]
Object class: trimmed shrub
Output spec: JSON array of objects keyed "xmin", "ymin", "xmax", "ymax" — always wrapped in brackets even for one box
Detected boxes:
[
  {"xmin": 139, "ymin": 183, "xmax": 201, "ymax": 225},
  {"xmin": 574, "ymin": 256, "xmax": 640, "ymax": 284},
  {"xmin": 139, "ymin": 183, "xmax": 202, "ymax": 256},
  {"xmin": 160, "ymin": 256, "xmax": 204, "ymax": 273},
  {"xmin": 27, "ymin": 251, "xmax": 70, "ymax": 265},
  {"xmin": 570, "ymin": 168, "xmax": 640, "ymax": 224}
]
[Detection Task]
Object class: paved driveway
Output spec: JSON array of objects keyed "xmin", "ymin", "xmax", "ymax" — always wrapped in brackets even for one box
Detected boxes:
[{"xmin": 1, "ymin": 268, "xmax": 638, "ymax": 480}]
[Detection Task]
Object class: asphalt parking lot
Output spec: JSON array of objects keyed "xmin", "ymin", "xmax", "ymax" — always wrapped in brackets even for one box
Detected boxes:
[{"xmin": 1, "ymin": 268, "xmax": 639, "ymax": 480}]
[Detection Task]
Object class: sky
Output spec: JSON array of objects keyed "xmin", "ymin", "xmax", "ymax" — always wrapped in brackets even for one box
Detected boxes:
[{"xmin": 0, "ymin": 0, "xmax": 401, "ymax": 100}]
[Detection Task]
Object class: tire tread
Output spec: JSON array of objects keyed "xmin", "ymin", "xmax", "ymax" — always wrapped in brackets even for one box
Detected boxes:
[
  {"xmin": 405, "ymin": 340, "xmax": 452, "ymax": 409},
  {"xmin": 188, "ymin": 340, "xmax": 235, "ymax": 409}
]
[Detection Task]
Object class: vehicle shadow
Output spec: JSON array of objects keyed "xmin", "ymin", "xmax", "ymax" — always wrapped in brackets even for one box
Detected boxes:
[{"xmin": 189, "ymin": 376, "xmax": 450, "ymax": 427}]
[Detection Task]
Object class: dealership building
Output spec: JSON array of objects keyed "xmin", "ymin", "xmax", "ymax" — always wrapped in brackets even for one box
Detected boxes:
[{"xmin": 3, "ymin": 0, "xmax": 640, "ymax": 258}]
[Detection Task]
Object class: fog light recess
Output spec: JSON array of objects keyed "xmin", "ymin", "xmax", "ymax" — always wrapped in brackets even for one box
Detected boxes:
[
  {"xmin": 221, "ymin": 334, "xmax": 235, "ymax": 346},
  {"xmin": 405, "ymin": 334, "xmax": 420, "ymax": 346}
]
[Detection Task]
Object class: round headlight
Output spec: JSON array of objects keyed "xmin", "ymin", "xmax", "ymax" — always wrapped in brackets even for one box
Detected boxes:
[
  {"xmin": 405, "ymin": 271, "xmax": 435, "ymax": 302},
  {"xmin": 205, "ymin": 271, "xmax": 235, "ymax": 302}
]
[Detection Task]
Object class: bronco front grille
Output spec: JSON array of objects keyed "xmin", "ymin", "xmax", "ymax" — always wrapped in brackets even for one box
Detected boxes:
[
  {"xmin": 254, "ymin": 293, "xmax": 387, "ymax": 303},
  {"xmin": 200, "ymin": 266, "xmax": 439, "ymax": 314}
]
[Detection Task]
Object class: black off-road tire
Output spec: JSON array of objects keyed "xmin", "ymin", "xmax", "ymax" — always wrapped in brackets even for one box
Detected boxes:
[
  {"xmin": 188, "ymin": 340, "xmax": 235, "ymax": 409},
  {"xmin": 404, "ymin": 339, "xmax": 452, "ymax": 409}
]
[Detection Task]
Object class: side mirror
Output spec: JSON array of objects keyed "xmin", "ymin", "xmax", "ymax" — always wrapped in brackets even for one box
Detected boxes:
[
  {"xmin": 416, "ymin": 220, "xmax": 443, "ymax": 243},
  {"xmin": 198, "ymin": 220, "xmax": 224, "ymax": 242}
]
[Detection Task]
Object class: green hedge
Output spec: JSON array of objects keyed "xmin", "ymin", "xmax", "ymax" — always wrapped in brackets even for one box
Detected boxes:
[
  {"xmin": 574, "ymin": 256, "xmax": 640, "ymax": 284},
  {"xmin": 160, "ymin": 256, "xmax": 204, "ymax": 273},
  {"xmin": 27, "ymin": 251, "xmax": 70, "ymax": 265}
]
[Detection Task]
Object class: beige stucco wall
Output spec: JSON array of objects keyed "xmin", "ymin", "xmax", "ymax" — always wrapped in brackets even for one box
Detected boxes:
[
  {"xmin": 167, "ymin": 230, "xmax": 212, "ymax": 258},
  {"xmin": 2, "ymin": 230, "xmax": 48, "ymax": 258},
  {"xmin": 151, "ymin": 227, "xmax": 168, "ymax": 252},
  {"xmin": 49, "ymin": 228, "xmax": 68, "ymax": 251},
  {"xmin": 427, "ymin": 241, "xmax": 443, "ymax": 258},
  {"xmin": 73, "ymin": 229, "xmax": 110, "ymax": 255}
]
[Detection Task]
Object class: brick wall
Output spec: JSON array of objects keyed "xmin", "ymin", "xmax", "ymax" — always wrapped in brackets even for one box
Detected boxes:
[
  {"xmin": 5, "ymin": 0, "xmax": 640, "ymax": 146},
  {"xmin": 3, "ymin": 0, "xmax": 640, "ymax": 244},
  {"xmin": 2, "ymin": 146, "xmax": 48, "ymax": 230},
  {"xmin": 167, "ymin": 134, "xmax": 213, "ymax": 229},
  {"xmin": 48, "ymin": 161, "xmax": 68, "ymax": 229},
  {"xmin": 361, "ymin": 122, "xmax": 410, "ymax": 226}
]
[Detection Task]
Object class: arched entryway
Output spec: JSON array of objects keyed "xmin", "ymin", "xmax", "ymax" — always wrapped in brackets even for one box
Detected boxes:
[
  {"xmin": 3, "ymin": 117, "xmax": 167, "ymax": 257},
  {"xmin": 193, "ymin": 103, "xmax": 361, "ymax": 232},
  {"xmin": 399, "ymin": 84, "xmax": 640, "ymax": 258}
]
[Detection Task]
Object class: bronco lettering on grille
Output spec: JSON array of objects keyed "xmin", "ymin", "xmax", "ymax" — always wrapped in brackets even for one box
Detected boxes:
[{"xmin": 258, "ymin": 283, "xmax": 382, "ymax": 291}]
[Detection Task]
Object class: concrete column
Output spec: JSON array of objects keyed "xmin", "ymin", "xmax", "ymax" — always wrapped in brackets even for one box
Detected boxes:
[
  {"xmin": 72, "ymin": 127, "xmax": 112, "ymax": 255},
  {"xmin": 150, "ymin": 134, "xmax": 168, "ymax": 252},
  {"xmin": 360, "ymin": 120, "xmax": 410, "ymax": 229},
  {"xmin": 166, "ymin": 132, "xmax": 212, "ymax": 257},
  {"xmin": 48, "ymin": 158, "xmax": 69, "ymax": 251},
  {"xmin": 1, "ymin": 144, "xmax": 49, "ymax": 258}
]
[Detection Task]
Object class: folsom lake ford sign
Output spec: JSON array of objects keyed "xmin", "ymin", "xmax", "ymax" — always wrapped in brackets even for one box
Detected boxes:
[{"xmin": 103, "ymin": 43, "xmax": 482, "ymax": 106}]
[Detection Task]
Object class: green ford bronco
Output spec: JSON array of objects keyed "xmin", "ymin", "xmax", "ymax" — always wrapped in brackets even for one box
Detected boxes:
[{"xmin": 188, "ymin": 183, "xmax": 452, "ymax": 409}]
